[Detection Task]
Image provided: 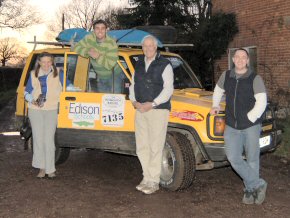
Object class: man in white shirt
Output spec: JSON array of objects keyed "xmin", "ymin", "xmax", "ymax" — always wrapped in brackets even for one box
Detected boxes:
[{"xmin": 129, "ymin": 35, "xmax": 174, "ymax": 194}]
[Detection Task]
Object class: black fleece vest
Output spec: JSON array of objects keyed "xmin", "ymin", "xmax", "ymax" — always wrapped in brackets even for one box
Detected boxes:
[
  {"xmin": 224, "ymin": 70, "xmax": 262, "ymax": 130},
  {"xmin": 134, "ymin": 54, "xmax": 171, "ymax": 110}
]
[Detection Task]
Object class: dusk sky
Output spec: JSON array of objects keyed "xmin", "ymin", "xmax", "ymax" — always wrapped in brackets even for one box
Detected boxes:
[{"xmin": 0, "ymin": 0, "xmax": 127, "ymax": 51}]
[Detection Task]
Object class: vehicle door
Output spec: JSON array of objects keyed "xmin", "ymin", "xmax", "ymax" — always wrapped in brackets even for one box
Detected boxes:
[{"xmin": 57, "ymin": 52, "xmax": 135, "ymax": 132}]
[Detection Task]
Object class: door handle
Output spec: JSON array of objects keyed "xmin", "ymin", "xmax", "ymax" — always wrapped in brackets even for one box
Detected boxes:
[{"xmin": 65, "ymin": 96, "xmax": 76, "ymax": 101}]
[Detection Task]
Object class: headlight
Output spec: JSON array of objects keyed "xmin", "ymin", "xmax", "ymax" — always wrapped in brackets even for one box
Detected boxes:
[{"xmin": 214, "ymin": 116, "xmax": 225, "ymax": 136}]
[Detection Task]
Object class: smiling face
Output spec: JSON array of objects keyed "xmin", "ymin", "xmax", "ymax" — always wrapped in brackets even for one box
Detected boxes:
[
  {"xmin": 232, "ymin": 49, "xmax": 249, "ymax": 73},
  {"xmin": 142, "ymin": 37, "xmax": 157, "ymax": 61},
  {"xmin": 94, "ymin": 23, "xmax": 107, "ymax": 42},
  {"xmin": 38, "ymin": 56, "xmax": 53, "ymax": 72}
]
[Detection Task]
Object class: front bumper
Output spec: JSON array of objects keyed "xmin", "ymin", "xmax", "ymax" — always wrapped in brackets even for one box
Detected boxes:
[{"xmin": 203, "ymin": 129, "xmax": 283, "ymax": 162}]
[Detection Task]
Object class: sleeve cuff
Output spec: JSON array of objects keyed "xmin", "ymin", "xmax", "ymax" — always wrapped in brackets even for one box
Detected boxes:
[
  {"xmin": 247, "ymin": 112, "xmax": 257, "ymax": 123},
  {"xmin": 24, "ymin": 92, "xmax": 34, "ymax": 103}
]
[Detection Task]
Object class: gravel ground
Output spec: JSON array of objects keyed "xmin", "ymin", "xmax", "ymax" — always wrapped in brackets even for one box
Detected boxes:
[{"xmin": 1, "ymin": 100, "xmax": 289, "ymax": 218}]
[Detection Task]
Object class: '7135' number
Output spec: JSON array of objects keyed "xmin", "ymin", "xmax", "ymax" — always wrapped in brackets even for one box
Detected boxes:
[{"xmin": 102, "ymin": 113, "xmax": 124, "ymax": 123}]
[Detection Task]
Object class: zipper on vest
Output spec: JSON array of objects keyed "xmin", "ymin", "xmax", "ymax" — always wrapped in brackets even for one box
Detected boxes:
[{"xmin": 234, "ymin": 79, "xmax": 239, "ymax": 128}]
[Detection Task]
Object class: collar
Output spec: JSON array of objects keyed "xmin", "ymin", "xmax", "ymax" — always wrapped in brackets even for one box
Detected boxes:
[
  {"xmin": 229, "ymin": 67, "xmax": 253, "ymax": 79},
  {"xmin": 38, "ymin": 67, "xmax": 53, "ymax": 77},
  {"xmin": 144, "ymin": 51, "xmax": 160, "ymax": 63}
]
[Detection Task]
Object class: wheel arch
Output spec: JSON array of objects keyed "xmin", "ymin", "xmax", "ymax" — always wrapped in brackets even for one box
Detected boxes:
[{"xmin": 168, "ymin": 123, "xmax": 210, "ymax": 164}]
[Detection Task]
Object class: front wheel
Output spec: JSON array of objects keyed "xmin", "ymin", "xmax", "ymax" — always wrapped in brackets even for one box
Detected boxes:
[{"xmin": 160, "ymin": 132, "xmax": 196, "ymax": 191}]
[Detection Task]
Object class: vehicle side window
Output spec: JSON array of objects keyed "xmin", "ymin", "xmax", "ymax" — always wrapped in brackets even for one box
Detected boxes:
[
  {"xmin": 54, "ymin": 56, "xmax": 65, "ymax": 73},
  {"xmin": 24, "ymin": 55, "xmax": 38, "ymax": 85},
  {"xmin": 65, "ymin": 55, "xmax": 85, "ymax": 92},
  {"xmin": 87, "ymin": 56, "xmax": 129, "ymax": 94}
]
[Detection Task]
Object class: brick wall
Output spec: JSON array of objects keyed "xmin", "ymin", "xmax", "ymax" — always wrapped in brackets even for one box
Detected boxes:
[{"xmin": 212, "ymin": 0, "xmax": 290, "ymax": 106}]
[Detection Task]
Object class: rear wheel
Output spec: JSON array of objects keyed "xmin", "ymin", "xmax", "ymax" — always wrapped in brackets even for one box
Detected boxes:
[
  {"xmin": 55, "ymin": 146, "xmax": 70, "ymax": 165},
  {"xmin": 160, "ymin": 132, "xmax": 195, "ymax": 191},
  {"xmin": 27, "ymin": 135, "xmax": 70, "ymax": 165}
]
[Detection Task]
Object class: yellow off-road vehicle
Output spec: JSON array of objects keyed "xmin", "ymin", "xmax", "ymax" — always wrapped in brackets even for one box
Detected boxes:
[{"xmin": 15, "ymin": 45, "xmax": 282, "ymax": 191}]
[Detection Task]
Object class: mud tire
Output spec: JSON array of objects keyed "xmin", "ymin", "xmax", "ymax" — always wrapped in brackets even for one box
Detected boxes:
[{"xmin": 160, "ymin": 132, "xmax": 195, "ymax": 191}]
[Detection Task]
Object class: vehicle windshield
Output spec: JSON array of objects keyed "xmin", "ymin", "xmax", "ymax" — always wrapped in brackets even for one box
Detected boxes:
[{"xmin": 130, "ymin": 54, "xmax": 202, "ymax": 89}]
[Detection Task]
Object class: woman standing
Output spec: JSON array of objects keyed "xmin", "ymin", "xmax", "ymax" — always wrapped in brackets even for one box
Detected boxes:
[{"xmin": 24, "ymin": 52, "xmax": 63, "ymax": 178}]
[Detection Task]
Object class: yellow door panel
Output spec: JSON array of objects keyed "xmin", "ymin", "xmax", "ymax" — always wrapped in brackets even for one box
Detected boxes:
[
  {"xmin": 73, "ymin": 56, "xmax": 89, "ymax": 91},
  {"xmin": 58, "ymin": 92, "xmax": 135, "ymax": 131},
  {"xmin": 57, "ymin": 52, "xmax": 135, "ymax": 132}
]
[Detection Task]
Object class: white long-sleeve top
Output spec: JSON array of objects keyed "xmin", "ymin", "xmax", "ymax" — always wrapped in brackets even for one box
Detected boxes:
[
  {"xmin": 212, "ymin": 70, "xmax": 267, "ymax": 123},
  {"xmin": 129, "ymin": 56, "xmax": 174, "ymax": 106}
]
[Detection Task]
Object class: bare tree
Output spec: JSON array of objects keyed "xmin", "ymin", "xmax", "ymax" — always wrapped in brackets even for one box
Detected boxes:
[
  {"xmin": 0, "ymin": 37, "xmax": 27, "ymax": 66},
  {"xmin": 48, "ymin": 0, "xmax": 126, "ymax": 40},
  {"xmin": 0, "ymin": 0, "xmax": 41, "ymax": 29},
  {"xmin": 53, "ymin": 0, "xmax": 104, "ymax": 32},
  {"xmin": 101, "ymin": 5, "xmax": 126, "ymax": 30}
]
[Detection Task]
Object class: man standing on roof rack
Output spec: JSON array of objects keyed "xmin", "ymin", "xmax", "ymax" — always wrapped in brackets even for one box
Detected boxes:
[{"xmin": 72, "ymin": 19, "xmax": 118, "ymax": 93}]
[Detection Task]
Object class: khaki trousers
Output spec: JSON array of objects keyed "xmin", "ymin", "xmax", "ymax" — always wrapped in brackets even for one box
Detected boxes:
[
  {"xmin": 28, "ymin": 109, "xmax": 58, "ymax": 174},
  {"xmin": 135, "ymin": 109, "xmax": 169, "ymax": 183}
]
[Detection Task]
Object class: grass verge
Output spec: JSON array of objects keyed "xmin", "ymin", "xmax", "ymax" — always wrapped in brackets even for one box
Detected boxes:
[
  {"xmin": 274, "ymin": 117, "xmax": 290, "ymax": 159},
  {"xmin": 0, "ymin": 89, "xmax": 17, "ymax": 111}
]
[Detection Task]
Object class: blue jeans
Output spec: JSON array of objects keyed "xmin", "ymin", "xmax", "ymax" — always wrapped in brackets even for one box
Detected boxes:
[
  {"xmin": 97, "ymin": 73, "xmax": 124, "ymax": 93},
  {"xmin": 224, "ymin": 124, "xmax": 266, "ymax": 191},
  {"xmin": 97, "ymin": 77, "xmax": 112, "ymax": 93}
]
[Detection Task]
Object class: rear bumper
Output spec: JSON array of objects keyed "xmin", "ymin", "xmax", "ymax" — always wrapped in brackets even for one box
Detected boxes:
[{"xmin": 203, "ymin": 129, "xmax": 283, "ymax": 162}]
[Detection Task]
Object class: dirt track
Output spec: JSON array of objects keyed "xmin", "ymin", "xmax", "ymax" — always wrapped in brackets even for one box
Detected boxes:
[{"xmin": 0, "ymin": 100, "xmax": 290, "ymax": 218}]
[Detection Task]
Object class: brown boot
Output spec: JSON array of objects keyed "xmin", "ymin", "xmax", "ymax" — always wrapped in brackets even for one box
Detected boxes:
[{"xmin": 37, "ymin": 169, "xmax": 45, "ymax": 178}]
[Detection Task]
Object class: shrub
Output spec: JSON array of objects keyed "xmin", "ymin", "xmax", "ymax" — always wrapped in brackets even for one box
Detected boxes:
[{"xmin": 275, "ymin": 116, "xmax": 290, "ymax": 159}]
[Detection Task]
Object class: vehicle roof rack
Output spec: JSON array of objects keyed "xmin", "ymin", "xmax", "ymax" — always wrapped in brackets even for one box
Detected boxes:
[
  {"xmin": 28, "ymin": 36, "xmax": 193, "ymax": 51},
  {"xmin": 27, "ymin": 36, "xmax": 71, "ymax": 50}
]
